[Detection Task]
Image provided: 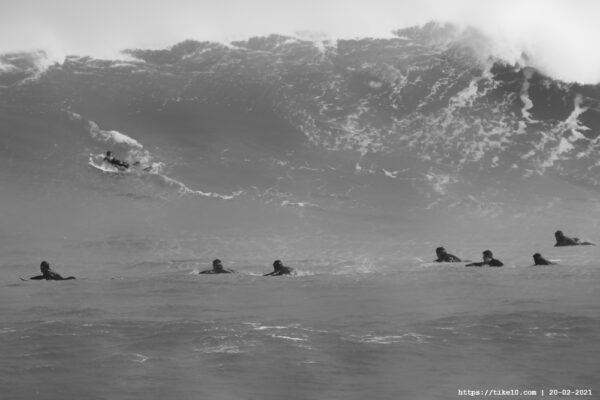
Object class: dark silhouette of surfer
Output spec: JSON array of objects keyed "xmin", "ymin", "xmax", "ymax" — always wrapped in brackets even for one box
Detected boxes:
[
  {"xmin": 533, "ymin": 253, "xmax": 555, "ymax": 265},
  {"xmin": 554, "ymin": 230, "xmax": 595, "ymax": 246},
  {"xmin": 28, "ymin": 261, "xmax": 76, "ymax": 280},
  {"xmin": 104, "ymin": 151, "xmax": 130, "ymax": 169},
  {"xmin": 264, "ymin": 260, "xmax": 295, "ymax": 276},
  {"xmin": 466, "ymin": 250, "xmax": 503, "ymax": 267},
  {"xmin": 434, "ymin": 247, "xmax": 461, "ymax": 262},
  {"xmin": 199, "ymin": 259, "xmax": 235, "ymax": 274}
]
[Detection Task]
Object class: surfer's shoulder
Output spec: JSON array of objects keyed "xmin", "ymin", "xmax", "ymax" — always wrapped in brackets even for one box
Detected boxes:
[{"xmin": 488, "ymin": 258, "xmax": 503, "ymax": 267}]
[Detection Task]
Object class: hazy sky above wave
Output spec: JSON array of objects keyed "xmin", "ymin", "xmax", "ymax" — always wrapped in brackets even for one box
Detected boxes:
[{"xmin": 1, "ymin": 0, "xmax": 599, "ymax": 83}]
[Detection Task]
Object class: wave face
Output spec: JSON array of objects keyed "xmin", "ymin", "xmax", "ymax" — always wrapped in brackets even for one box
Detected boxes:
[{"xmin": 2, "ymin": 22, "xmax": 600, "ymax": 261}]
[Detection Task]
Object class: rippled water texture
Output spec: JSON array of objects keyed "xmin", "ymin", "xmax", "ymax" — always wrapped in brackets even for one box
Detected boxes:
[{"xmin": 2, "ymin": 247, "xmax": 599, "ymax": 399}]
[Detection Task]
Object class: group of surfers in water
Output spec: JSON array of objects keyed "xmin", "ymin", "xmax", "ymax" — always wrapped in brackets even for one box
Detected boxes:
[
  {"xmin": 198, "ymin": 259, "xmax": 294, "ymax": 275},
  {"xmin": 26, "ymin": 259, "xmax": 294, "ymax": 280},
  {"xmin": 434, "ymin": 230, "xmax": 595, "ymax": 267},
  {"xmin": 26, "ymin": 230, "xmax": 594, "ymax": 281}
]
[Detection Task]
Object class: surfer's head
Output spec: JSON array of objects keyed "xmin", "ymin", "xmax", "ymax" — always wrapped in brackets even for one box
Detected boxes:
[
  {"xmin": 435, "ymin": 247, "xmax": 446, "ymax": 256},
  {"xmin": 212, "ymin": 259, "xmax": 223, "ymax": 272},
  {"xmin": 555, "ymin": 230, "xmax": 564, "ymax": 239},
  {"xmin": 106, "ymin": 151, "xmax": 113, "ymax": 157},
  {"xmin": 40, "ymin": 261, "xmax": 50, "ymax": 273},
  {"xmin": 482, "ymin": 250, "xmax": 493, "ymax": 261},
  {"xmin": 533, "ymin": 253, "xmax": 542, "ymax": 261},
  {"xmin": 273, "ymin": 260, "xmax": 283, "ymax": 270}
]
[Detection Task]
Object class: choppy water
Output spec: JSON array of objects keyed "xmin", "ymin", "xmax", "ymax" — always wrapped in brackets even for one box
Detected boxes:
[{"xmin": 2, "ymin": 241, "xmax": 599, "ymax": 400}]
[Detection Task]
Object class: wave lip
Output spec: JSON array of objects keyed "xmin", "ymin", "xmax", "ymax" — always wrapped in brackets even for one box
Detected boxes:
[{"xmin": 0, "ymin": 50, "xmax": 51, "ymax": 86}]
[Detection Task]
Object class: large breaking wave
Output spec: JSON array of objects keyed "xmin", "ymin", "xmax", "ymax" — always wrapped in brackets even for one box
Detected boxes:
[{"xmin": 1, "ymin": 22, "xmax": 600, "ymax": 253}]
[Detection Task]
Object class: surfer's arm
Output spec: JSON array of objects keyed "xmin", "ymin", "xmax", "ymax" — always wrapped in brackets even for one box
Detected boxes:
[
  {"xmin": 53, "ymin": 275, "xmax": 76, "ymax": 280},
  {"xmin": 44, "ymin": 271, "xmax": 75, "ymax": 280},
  {"xmin": 465, "ymin": 262, "xmax": 484, "ymax": 267},
  {"xmin": 29, "ymin": 275, "xmax": 45, "ymax": 280},
  {"xmin": 47, "ymin": 271, "xmax": 64, "ymax": 280}
]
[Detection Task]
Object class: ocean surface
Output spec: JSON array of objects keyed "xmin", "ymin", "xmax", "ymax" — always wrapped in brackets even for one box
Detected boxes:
[
  {"xmin": 1, "ymin": 244, "xmax": 599, "ymax": 400},
  {"xmin": 1, "ymin": 23, "xmax": 600, "ymax": 399}
]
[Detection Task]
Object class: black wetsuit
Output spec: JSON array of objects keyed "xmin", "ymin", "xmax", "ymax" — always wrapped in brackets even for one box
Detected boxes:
[
  {"xmin": 466, "ymin": 258, "xmax": 503, "ymax": 267},
  {"xmin": 435, "ymin": 253, "xmax": 461, "ymax": 262},
  {"xmin": 30, "ymin": 271, "xmax": 76, "ymax": 280},
  {"xmin": 104, "ymin": 156, "xmax": 129, "ymax": 169},
  {"xmin": 264, "ymin": 266, "xmax": 294, "ymax": 276},
  {"xmin": 533, "ymin": 255, "xmax": 555, "ymax": 265},
  {"xmin": 555, "ymin": 237, "xmax": 593, "ymax": 246}
]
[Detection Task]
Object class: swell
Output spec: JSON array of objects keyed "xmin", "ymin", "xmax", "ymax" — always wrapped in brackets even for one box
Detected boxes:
[{"xmin": 1, "ymin": 23, "xmax": 600, "ymax": 228}]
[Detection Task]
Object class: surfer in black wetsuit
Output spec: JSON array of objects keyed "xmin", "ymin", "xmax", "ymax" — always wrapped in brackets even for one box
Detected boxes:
[
  {"xmin": 104, "ymin": 151, "xmax": 130, "ymax": 169},
  {"xmin": 199, "ymin": 259, "xmax": 235, "ymax": 274},
  {"xmin": 264, "ymin": 260, "xmax": 295, "ymax": 276},
  {"xmin": 554, "ymin": 230, "xmax": 595, "ymax": 247},
  {"xmin": 29, "ymin": 261, "xmax": 76, "ymax": 280},
  {"xmin": 466, "ymin": 250, "xmax": 503, "ymax": 267},
  {"xmin": 533, "ymin": 253, "xmax": 555, "ymax": 265},
  {"xmin": 434, "ymin": 247, "xmax": 462, "ymax": 262}
]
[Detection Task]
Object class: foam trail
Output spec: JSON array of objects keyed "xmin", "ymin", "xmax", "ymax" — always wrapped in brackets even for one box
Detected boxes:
[
  {"xmin": 564, "ymin": 94, "xmax": 590, "ymax": 141},
  {"xmin": 520, "ymin": 69, "xmax": 538, "ymax": 123},
  {"xmin": 0, "ymin": 51, "xmax": 54, "ymax": 86},
  {"xmin": 540, "ymin": 94, "xmax": 592, "ymax": 168},
  {"xmin": 281, "ymin": 200, "xmax": 320, "ymax": 209},
  {"xmin": 157, "ymin": 174, "xmax": 245, "ymax": 200},
  {"xmin": 382, "ymin": 169, "xmax": 398, "ymax": 178},
  {"xmin": 0, "ymin": 61, "xmax": 16, "ymax": 73}
]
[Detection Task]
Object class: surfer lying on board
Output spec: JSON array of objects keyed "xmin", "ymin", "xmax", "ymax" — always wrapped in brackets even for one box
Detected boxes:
[
  {"xmin": 104, "ymin": 151, "xmax": 131, "ymax": 169},
  {"xmin": 533, "ymin": 253, "xmax": 555, "ymax": 265},
  {"xmin": 199, "ymin": 259, "xmax": 235, "ymax": 274},
  {"xmin": 466, "ymin": 250, "xmax": 504, "ymax": 267},
  {"xmin": 434, "ymin": 247, "xmax": 462, "ymax": 262},
  {"xmin": 28, "ymin": 261, "xmax": 76, "ymax": 280},
  {"xmin": 264, "ymin": 260, "xmax": 295, "ymax": 276},
  {"xmin": 554, "ymin": 230, "xmax": 595, "ymax": 247}
]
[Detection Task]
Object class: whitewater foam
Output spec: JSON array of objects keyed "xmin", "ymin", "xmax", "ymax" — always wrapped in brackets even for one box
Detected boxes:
[
  {"xmin": 519, "ymin": 68, "xmax": 538, "ymax": 123},
  {"xmin": 194, "ymin": 345, "xmax": 244, "ymax": 354}
]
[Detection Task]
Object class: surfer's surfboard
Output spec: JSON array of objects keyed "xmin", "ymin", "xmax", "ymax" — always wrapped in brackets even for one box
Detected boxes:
[
  {"xmin": 89, "ymin": 160, "xmax": 128, "ymax": 173},
  {"xmin": 89, "ymin": 153, "xmax": 128, "ymax": 173},
  {"xmin": 89, "ymin": 154, "xmax": 155, "ymax": 174}
]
